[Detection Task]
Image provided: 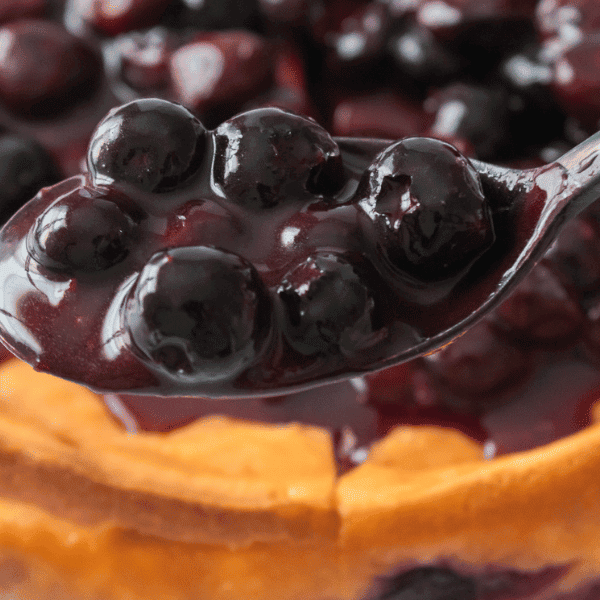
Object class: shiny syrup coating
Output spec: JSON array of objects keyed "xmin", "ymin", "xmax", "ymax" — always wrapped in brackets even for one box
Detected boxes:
[{"xmin": 0, "ymin": 102, "xmax": 560, "ymax": 398}]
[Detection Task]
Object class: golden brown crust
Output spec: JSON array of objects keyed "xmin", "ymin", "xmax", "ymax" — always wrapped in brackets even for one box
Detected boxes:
[
  {"xmin": 0, "ymin": 359, "xmax": 599, "ymax": 599},
  {"xmin": 0, "ymin": 359, "xmax": 339, "ymax": 546}
]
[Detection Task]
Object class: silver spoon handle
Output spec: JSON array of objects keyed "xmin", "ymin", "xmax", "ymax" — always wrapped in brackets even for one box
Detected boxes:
[
  {"xmin": 554, "ymin": 130, "xmax": 600, "ymax": 220},
  {"xmin": 556, "ymin": 129, "xmax": 600, "ymax": 173}
]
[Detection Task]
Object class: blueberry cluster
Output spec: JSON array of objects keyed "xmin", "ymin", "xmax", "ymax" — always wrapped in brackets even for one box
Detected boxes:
[{"xmin": 4, "ymin": 99, "xmax": 495, "ymax": 395}]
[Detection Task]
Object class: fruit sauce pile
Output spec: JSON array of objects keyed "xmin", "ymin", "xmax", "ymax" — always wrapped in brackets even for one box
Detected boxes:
[{"xmin": 2, "ymin": 0, "xmax": 600, "ymax": 471}]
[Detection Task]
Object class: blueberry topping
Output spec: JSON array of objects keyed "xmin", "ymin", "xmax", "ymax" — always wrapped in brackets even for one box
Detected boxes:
[
  {"xmin": 425, "ymin": 83, "xmax": 512, "ymax": 161},
  {"xmin": 373, "ymin": 567, "xmax": 476, "ymax": 600},
  {"xmin": 0, "ymin": 133, "xmax": 60, "ymax": 225},
  {"xmin": 357, "ymin": 137, "xmax": 494, "ymax": 282},
  {"xmin": 278, "ymin": 252, "xmax": 384, "ymax": 357},
  {"xmin": 124, "ymin": 246, "xmax": 271, "ymax": 382},
  {"xmin": 545, "ymin": 216, "xmax": 600, "ymax": 295},
  {"xmin": 28, "ymin": 187, "xmax": 134, "ymax": 273},
  {"xmin": 87, "ymin": 98, "xmax": 207, "ymax": 194},
  {"xmin": 387, "ymin": 20, "xmax": 462, "ymax": 88},
  {"xmin": 213, "ymin": 107, "xmax": 344, "ymax": 210}
]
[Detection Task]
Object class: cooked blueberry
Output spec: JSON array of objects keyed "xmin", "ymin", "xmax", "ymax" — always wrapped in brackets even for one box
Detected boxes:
[
  {"xmin": 87, "ymin": 98, "xmax": 207, "ymax": 194},
  {"xmin": 278, "ymin": 252, "xmax": 384, "ymax": 357},
  {"xmin": 387, "ymin": 20, "xmax": 462, "ymax": 88},
  {"xmin": 170, "ymin": 30, "xmax": 273, "ymax": 126},
  {"xmin": 213, "ymin": 107, "xmax": 344, "ymax": 210},
  {"xmin": 493, "ymin": 262, "xmax": 584, "ymax": 344},
  {"xmin": 357, "ymin": 137, "xmax": 494, "ymax": 282},
  {"xmin": 499, "ymin": 48, "xmax": 565, "ymax": 153},
  {"xmin": 124, "ymin": 246, "xmax": 271, "ymax": 382},
  {"xmin": 545, "ymin": 216, "xmax": 600, "ymax": 295},
  {"xmin": 0, "ymin": 134, "xmax": 60, "ymax": 225},
  {"xmin": 548, "ymin": 36, "xmax": 600, "ymax": 131},
  {"xmin": 425, "ymin": 83, "xmax": 512, "ymax": 160},
  {"xmin": 327, "ymin": 2, "xmax": 389, "ymax": 71},
  {"xmin": 0, "ymin": 19, "xmax": 103, "ymax": 119},
  {"xmin": 110, "ymin": 27, "xmax": 175, "ymax": 94},
  {"xmin": 28, "ymin": 187, "xmax": 134, "ymax": 273},
  {"xmin": 373, "ymin": 567, "xmax": 476, "ymax": 600},
  {"xmin": 423, "ymin": 319, "xmax": 533, "ymax": 399}
]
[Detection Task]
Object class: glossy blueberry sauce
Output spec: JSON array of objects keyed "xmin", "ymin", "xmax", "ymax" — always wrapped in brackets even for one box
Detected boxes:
[{"xmin": 0, "ymin": 119, "xmax": 546, "ymax": 399}]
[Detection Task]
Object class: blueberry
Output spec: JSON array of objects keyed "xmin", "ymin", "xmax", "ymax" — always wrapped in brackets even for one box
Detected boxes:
[
  {"xmin": 87, "ymin": 98, "xmax": 208, "ymax": 194},
  {"xmin": 425, "ymin": 83, "xmax": 512, "ymax": 161},
  {"xmin": 278, "ymin": 252, "xmax": 384, "ymax": 357},
  {"xmin": 124, "ymin": 246, "xmax": 271, "ymax": 382},
  {"xmin": 548, "ymin": 36, "xmax": 600, "ymax": 131},
  {"xmin": 387, "ymin": 20, "xmax": 462, "ymax": 89},
  {"xmin": 423, "ymin": 319, "xmax": 533, "ymax": 398},
  {"xmin": 545, "ymin": 216, "xmax": 600, "ymax": 295},
  {"xmin": 493, "ymin": 262, "xmax": 584, "ymax": 344},
  {"xmin": 0, "ymin": 134, "xmax": 60, "ymax": 225},
  {"xmin": 213, "ymin": 107, "xmax": 344, "ymax": 210},
  {"xmin": 28, "ymin": 186, "xmax": 135, "ymax": 273},
  {"xmin": 374, "ymin": 567, "xmax": 476, "ymax": 600},
  {"xmin": 110, "ymin": 27, "xmax": 174, "ymax": 94},
  {"xmin": 357, "ymin": 137, "xmax": 494, "ymax": 282},
  {"xmin": 170, "ymin": 30, "xmax": 274, "ymax": 126},
  {"xmin": 0, "ymin": 19, "xmax": 103, "ymax": 119}
]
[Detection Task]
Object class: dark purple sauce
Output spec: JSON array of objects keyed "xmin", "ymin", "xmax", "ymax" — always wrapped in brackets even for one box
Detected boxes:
[{"xmin": 0, "ymin": 129, "xmax": 567, "ymax": 399}]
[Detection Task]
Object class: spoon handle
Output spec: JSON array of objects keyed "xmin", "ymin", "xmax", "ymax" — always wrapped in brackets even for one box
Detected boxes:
[
  {"xmin": 554, "ymin": 129, "xmax": 600, "ymax": 219},
  {"xmin": 556, "ymin": 129, "xmax": 600, "ymax": 174}
]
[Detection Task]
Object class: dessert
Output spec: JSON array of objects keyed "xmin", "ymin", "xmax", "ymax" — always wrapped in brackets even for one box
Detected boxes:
[{"xmin": 1, "ymin": 1, "xmax": 600, "ymax": 599}]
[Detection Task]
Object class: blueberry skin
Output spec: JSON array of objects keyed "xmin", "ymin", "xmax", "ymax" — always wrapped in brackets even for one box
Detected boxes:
[
  {"xmin": 124, "ymin": 245, "xmax": 272, "ymax": 382},
  {"xmin": 87, "ymin": 98, "xmax": 207, "ymax": 195},
  {"xmin": 213, "ymin": 107, "xmax": 345, "ymax": 210},
  {"xmin": 357, "ymin": 137, "xmax": 494, "ymax": 283},
  {"xmin": 28, "ymin": 187, "xmax": 134, "ymax": 274}
]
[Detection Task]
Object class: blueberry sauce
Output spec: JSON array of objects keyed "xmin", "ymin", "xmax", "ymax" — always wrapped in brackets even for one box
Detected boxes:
[
  {"xmin": 0, "ymin": 102, "xmax": 593, "ymax": 401},
  {"xmin": 103, "ymin": 29, "xmax": 312, "ymax": 129}
]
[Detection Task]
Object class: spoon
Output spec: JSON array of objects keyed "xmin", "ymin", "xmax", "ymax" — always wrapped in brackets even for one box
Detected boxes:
[{"xmin": 2, "ymin": 132, "xmax": 600, "ymax": 398}]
